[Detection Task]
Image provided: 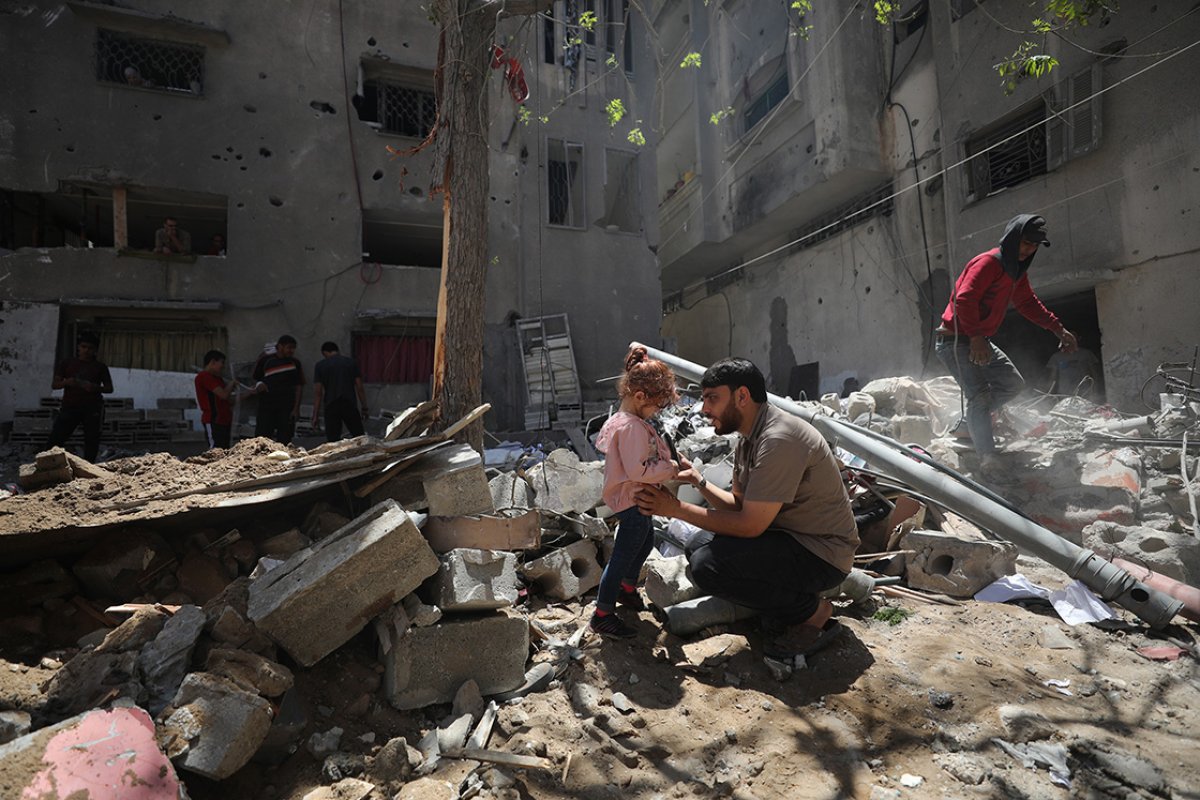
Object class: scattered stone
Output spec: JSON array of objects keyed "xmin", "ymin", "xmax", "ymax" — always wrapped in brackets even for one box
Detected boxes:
[
  {"xmin": 901, "ymin": 530, "xmax": 1018, "ymax": 597},
  {"xmin": 997, "ymin": 704, "xmax": 1056, "ymax": 743},
  {"xmin": 248, "ymin": 499, "xmax": 440, "ymax": 666},
  {"xmin": 206, "ymin": 647, "xmax": 294, "ymax": 697},
  {"xmin": 644, "ymin": 554, "xmax": 702, "ymax": 609},
  {"xmin": 373, "ymin": 443, "xmax": 495, "ymax": 516},
  {"xmin": 384, "ymin": 611, "xmax": 529, "ymax": 709},
  {"xmin": 321, "ymin": 752, "xmax": 367, "ymax": 783},
  {"xmin": 138, "ymin": 604, "xmax": 206, "ymax": 715},
  {"xmin": 928, "ymin": 690, "xmax": 954, "ymax": 709},
  {"xmin": 176, "ymin": 552, "xmax": 234, "ymax": 604},
  {"xmin": 0, "ymin": 710, "xmax": 31, "ymax": 745},
  {"xmin": 424, "ymin": 548, "xmax": 519, "ymax": 611},
  {"xmin": 423, "ymin": 510, "xmax": 541, "ymax": 553},
  {"xmin": 403, "ymin": 594, "xmax": 443, "ymax": 627},
  {"xmin": 526, "ymin": 448, "xmax": 605, "ymax": 514},
  {"xmin": 611, "ymin": 692, "xmax": 635, "ymax": 714},
  {"xmin": 370, "ymin": 736, "xmax": 423, "ymax": 783},
  {"xmin": 261, "ymin": 528, "xmax": 312, "ymax": 558},
  {"xmin": 307, "ymin": 726, "xmax": 345, "ymax": 759},
  {"xmin": 437, "ymin": 713, "xmax": 473, "ymax": 752},
  {"xmin": 162, "ymin": 672, "xmax": 274, "ymax": 779},
  {"xmin": 935, "ymin": 752, "xmax": 988, "ymax": 785},
  {"xmin": 569, "ymin": 682, "xmax": 602, "ymax": 717},
  {"xmin": 899, "ymin": 773, "xmax": 923, "ymax": 787},
  {"xmin": 519, "ymin": 539, "xmax": 602, "ymax": 600},
  {"xmin": 452, "ymin": 679, "xmax": 485, "ymax": 721},
  {"xmin": 489, "ymin": 471, "xmax": 533, "ymax": 512},
  {"xmin": 303, "ymin": 777, "xmax": 376, "ymax": 800},
  {"xmin": 1039, "ymin": 624, "xmax": 1076, "ymax": 650},
  {"xmin": 71, "ymin": 531, "xmax": 174, "ymax": 599}
]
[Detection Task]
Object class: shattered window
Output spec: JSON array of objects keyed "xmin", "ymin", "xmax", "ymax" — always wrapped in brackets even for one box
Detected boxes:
[
  {"xmin": 359, "ymin": 80, "xmax": 437, "ymax": 139},
  {"xmin": 95, "ymin": 29, "xmax": 204, "ymax": 96},
  {"xmin": 547, "ymin": 138, "xmax": 585, "ymax": 228}
]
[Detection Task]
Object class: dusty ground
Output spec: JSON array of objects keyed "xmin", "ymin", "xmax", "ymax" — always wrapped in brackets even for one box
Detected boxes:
[{"xmin": 4, "ymin": 555, "xmax": 1190, "ymax": 800}]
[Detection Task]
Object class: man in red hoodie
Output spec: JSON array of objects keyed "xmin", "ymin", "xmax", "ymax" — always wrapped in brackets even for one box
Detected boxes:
[{"xmin": 935, "ymin": 214, "xmax": 1078, "ymax": 461}]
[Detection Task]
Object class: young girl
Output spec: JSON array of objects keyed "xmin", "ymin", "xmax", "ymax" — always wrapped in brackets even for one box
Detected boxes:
[{"xmin": 591, "ymin": 347, "xmax": 680, "ymax": 638}]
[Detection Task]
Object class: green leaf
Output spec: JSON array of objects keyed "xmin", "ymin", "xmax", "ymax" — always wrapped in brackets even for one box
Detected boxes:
[
  {"xmin": 680, "ymin": 52, "xmax": 702, "ymax": 69},
  {"xmin": 627, "ymin": 127, "xmax": 646, "ymax": 147},
  {"xmin": 709, "ymin": 106, "xmax": 735, "ymax": 125},
  {"xmin": 605, "ymin": 98, "xmax": 626, "ymax": 127},
  {"xmin": 873, "ymin": 0, "xmax": 897, "ymax": 24},
  {"xmin": 517, "ymin": 105, "xmax": 531, "ymax": 125},
  {"xmin": 578, "ymin": 10, "xmax": 597, "ymax": 31},
  {"xmin": 790, "ymin": 0, "xmax": 812, "ymax": 11},
  {"xmin": 873, "ymin": 607, "xmax": 911, "ymax": 626},
  {"xmin": 605, "ymin": 53, "xmax": 618, "ymax": 68}
]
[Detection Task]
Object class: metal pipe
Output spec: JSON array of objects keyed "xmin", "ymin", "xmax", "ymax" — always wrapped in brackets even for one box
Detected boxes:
[{"xmin": 633, "ymin": 342, "xmax": 1183, "ymax": 629}]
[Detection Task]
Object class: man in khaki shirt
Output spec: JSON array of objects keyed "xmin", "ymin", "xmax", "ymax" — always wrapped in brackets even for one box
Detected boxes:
[{"xmin": 636, "ymin": 358, "xmax": 858, "ymax": 659}]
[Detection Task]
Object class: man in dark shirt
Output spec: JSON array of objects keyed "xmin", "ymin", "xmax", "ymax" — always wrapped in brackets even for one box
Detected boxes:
[
  {"xmin": 48, "ymin": 332, "xmax": 114, "ymax": 462},
  {"xmin": 195, "ymin": 349, "xmax": 236, "ymax": 449},
  {"xmin": 311, "ymin": 341, "xmax": 368, "ymax": 442},
  {"xmin": 252, "ymin": 335, "xmax": 304, "ymax": 444}
]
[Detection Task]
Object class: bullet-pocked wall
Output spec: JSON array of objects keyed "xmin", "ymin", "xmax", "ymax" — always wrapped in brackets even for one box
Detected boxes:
[
  {"xmin": 932, "ymin": 0, "xmax": 1200, "ymax": 408},
  {"xmin": 0, "ymin": 0, "xmax": 662, "ymax": 431}
]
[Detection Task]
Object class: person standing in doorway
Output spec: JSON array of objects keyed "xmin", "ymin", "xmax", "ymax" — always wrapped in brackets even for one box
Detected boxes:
[
  {"xmin": 934, "ymin": 214, "xmax": 1078, "ymax": 465},
  {"xmin": 195, "ymin": 350, "xmax": 237, "ymax": 449},
  {"xmin": 311, "ymin": 341, "xmax": 368, "ymax": 442},
  {"xmin": 253, "ymin": 335, "xmax": 304, "ymax": 444},
  {"xmin": 48, "ymin": 331, "xmax": 114, "ymax": 462}
]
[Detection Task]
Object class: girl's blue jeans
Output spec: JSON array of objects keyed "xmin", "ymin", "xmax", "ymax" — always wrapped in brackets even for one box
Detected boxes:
[{"xmin": 595, "ymin": 505, "xmax": 655, "ymax": 613}]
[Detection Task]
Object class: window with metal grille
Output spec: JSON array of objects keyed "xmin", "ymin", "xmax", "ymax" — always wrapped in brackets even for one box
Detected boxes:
[
  {"xmin": 743, "ymin": 73, "xmax": 789, "ymax": 132},
  {"xmin": 357, "ymin": 79, "xmax": 437, "ymax": 138},
  {"xmin": 547, "ymin": 138, "xmax": 585, "ymax": 228},
  {"xmin": 95, "ymin": 29, "xmax": 204, "ymax": 96},
  {"xmin": 793, "ymin": 181, "xmax": 895, "ymax": 249},
  {"xmin": 964, "ymin": 65, "xmax": 1101, "ymax": 204}
]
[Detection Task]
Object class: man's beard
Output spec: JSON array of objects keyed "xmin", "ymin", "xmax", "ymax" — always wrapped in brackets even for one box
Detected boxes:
[{"xmin": 710, "ymin": 405, "xmax": 742, "ymax": 435}]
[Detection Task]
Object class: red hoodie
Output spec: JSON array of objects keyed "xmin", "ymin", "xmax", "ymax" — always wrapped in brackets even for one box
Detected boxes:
[{"xmin": 940, "ymin": 248, "xmax": 1063, "ymax": 338}]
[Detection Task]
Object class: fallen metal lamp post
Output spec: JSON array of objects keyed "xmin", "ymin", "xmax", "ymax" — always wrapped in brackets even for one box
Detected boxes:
[{"xmin": 632, "ymin": 342, "xmax": 1183, "ymax": 630}]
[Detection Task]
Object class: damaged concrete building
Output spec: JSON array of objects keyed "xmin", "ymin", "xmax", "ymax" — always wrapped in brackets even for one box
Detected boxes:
[
  {"xmin": 655, "ymin": 0, "xmax": 1200, "ymax": 408},
  {"xmin": 0, "ymin": 0, "xmax": 662, "ymax": 432}
]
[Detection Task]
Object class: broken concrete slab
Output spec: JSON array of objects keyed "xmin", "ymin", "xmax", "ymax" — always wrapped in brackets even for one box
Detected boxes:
[
  {"xmin": 1083, "ymin": 521, "xmax": 1200, "ymax": 587},
  {"xmin": 248, "ymin": 499, "xmax": 440, "ymax": 666},
  {"xmin": 384, "ymin": 611, "xmax": 529, "ymax": 710},
  {"xmin": 0, "ymin": 706, "xmax": 183, "ymax": 799},
  {"xmin": 253, "ymin": 686, "xmax": 309, "ymax": 766},
  {"xmin": 423, "ymin": 510, "xmax": 541, "ymax": 553},
  {"xmin": 1079, "ymin": 448, "xmax": 1142, "ymax": 497},
  {"xmin": 489, "ymin": 472, "xmax": 533, "ymax": 512},
  {"xmin": 901, "ymin": 530, "xmax": 1018, "ymax": 598},
  {"xmin": 525, "ymin": 448, "xmax": 605, "ymax": 514},
  {"xmin": 518, "ymin": 539, "xmax": 602, "ymax": 600},
  {"xmin": 644, "ymin": 554, "xmax": 702, "ymax": 610},
  {"xmin": 139, "ymin": 604, "xmax": 206, "ymax": 715},
  {"xmin": 1024, "ymin": 487, "xmax": 1136, "ymax": 543},
  {"xmin": 403, "ymin": 593, "xmax": 443, "ymax": 627},
  {"xmin": 161, "ymin": 672, "xmax": 274, "ymax": 780},
  {"xmin": 261, "ymin": 528, "xmax": 312, "ymax": 558},
  {"xmin": 206, "ymin": 647, "xmax": 294, "ymax": 697},
  {"xmin": 892, "ymin": 415, "xmax": 935, "ymax": 448},
  {"xmin": 72, "ymin": 530, "xmax": 175, "ymax": 599},
  {"xmin": 18, "ymin": 462, "xmax": 72, "ymax": 490},
  {"xmin": 424, "ymin": 548, "xmax": 519, "ymax": 612},
  {"xmin": 371, "ymin": 443, "xmax": 495, "ymax": 517}
]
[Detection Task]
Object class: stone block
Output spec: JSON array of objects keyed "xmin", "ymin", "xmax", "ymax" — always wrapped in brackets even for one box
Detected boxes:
[
  {"xmin": 403, "ymin": 593, "xmax": 443, "ymax": 627},
  {"xmin": 248, "ymin": 499, "xmax": 441, "ymax": 666},
  {"xmin": 845, "ymin": 391, "xmax": 876, "ymax": 421},
  {"xmin": 34, "ymin": 447, "xmax": 70, "ymax": 471},
  {"xmin": 423, "ymin": 510, "xmax": 541, "ymax": 553},
  {"xmin": 1079, "ymin": 448, "xmax": 1142, "ymax": 497},
  {"xmin": 424, "ymin": 549, "xmax": 519, "ymax": 612},
  {"xmin": 72, "ymin": 531, "xmax": 174, "ymax": 600},
  {"xmin": 0, "ymin": 707, "xmax": 183, "ymax": 797},
  {"xmin": 176, "ymin": 552, "xmax": 234, "ymax": 605},
  {"xmin": 372, "ymin": 443, "xmax": 494, "ymax": 516},
  {"xmin": 261, "ymin": 528, "xmax": 312, "ymax": 558},
  {"xmin": 1023, "ymin": 487, "xmax": 1135, "ymax": 543},
  {"xmin": 1083, "ymin": 521, "xmax": 1200, "ymax": 587},
  {"xmin": 162, "ymin": 672, "xmax": 274, "ymax": 780},
  {"xmin": 384, "ymin": 611, "xmax": 529, "ymax": 710},
  {"xmin": 892, "ymin": 415, "xmax": 935, "ymax": 447},
  {"xmin": 490, "ymin": 472, "xmax": 532, "ymax": 512},
  {"xmin": 138, "ymin": 604, "xmax": 206, "ymax": 715},
  {"xmin": 644, "ymin": 554, "xmax": 702, "ymax": 609},
  {"xmin": 207, "ymin": 647, "xmax": 295, "ymax": 697},
  {"xmin": 526, "ymin": 448, "xmax": 605, "ymax": 514},
  {"xmin": 518, "ymin": 539, "xmax": 602, "ymax": 600},
  {"xmin": 146, "ymin": 407, "xmax": 184, "ymax": 421},
  {"xmin": 901, "ymin": 530, "xmax": 1018, "ymax": 598}
]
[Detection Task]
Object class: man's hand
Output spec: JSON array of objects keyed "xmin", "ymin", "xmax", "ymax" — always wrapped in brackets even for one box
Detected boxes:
[
  {"xmin": 634, "ymin": 485, "xmax": 680, "ymax": 518},
  {"xmin": 1058, "ymin": 329, "xmax": 1079, "ymax": 354},
  {"xmin": 675, "ymin": 455, "xmax": 703, "ymax": 486},
  {"xmin": 969, "ymin": 336, "xmax": 992, "ymax": 366}
]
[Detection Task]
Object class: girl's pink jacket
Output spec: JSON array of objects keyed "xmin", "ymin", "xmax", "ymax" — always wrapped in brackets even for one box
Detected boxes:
[{"xmin": 595, "ymin": 411, "xmax": 677, "ymax": 512}]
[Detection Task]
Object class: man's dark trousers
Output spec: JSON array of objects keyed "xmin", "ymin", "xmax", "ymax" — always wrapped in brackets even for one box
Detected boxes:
[
  {"xmin": 324, "ymin": 397, "xmax": 365, "ymax": 442},
  {"xmin": 256, "ymin": 402, "xmax": 295, "ymax": 445},
  {"xmin": 47, "ymin": 406, "xmax": 103, "ymax": 462}
]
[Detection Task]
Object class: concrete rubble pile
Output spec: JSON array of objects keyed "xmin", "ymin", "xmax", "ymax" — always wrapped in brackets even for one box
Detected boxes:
[{"xmin": 2, "ymin": 383, "xmax": 1198, "ymax": 798}]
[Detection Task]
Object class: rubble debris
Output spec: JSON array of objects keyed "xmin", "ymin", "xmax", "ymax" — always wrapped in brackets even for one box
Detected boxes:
[
  {"xmin": 423, "ymin": 548, "xmax": 519, "ymax": 612},
  {"xmin": 1084, "ymin": 521, "xmax": 1200, "ymax": 588},
  {"xmin": 384, "ymin": 611, "xmax": 529, "ymax": 710},
  {"xmin": 901, "ymin": 531, "xmax": 1018, "ymax": 598},
  {"xmin": 422, "ymin": 510, "xmax": 541, "ymax": 552},
  {"xmin": 370, "ymin": 442, "xmax": 495, "ymax": 516},
  {"xmin": 0, "ymin": 710, "xmax": 32, "ymax": 745},
  {"xmin": 525, "ymin": 448, "xmax": 605, "ymax": 514},
  {"xmin": 205, "ymin": 647, "xmax": 294, "ymax": 696},
  {"xmin": 519, "ymin": 538, "xmax": 602, "ymax": 600},
  {"xmin": 160, "ymin": 672, "xmax": 274, "ymax": 779},
  {"xmin": 0, "ymin": 559, "xmax": 78, "ymax": 608},
  {"xmin": 403, "ymin": 593, "xmax": 443, "ymax": 627},
  {"xmin": 0, "ymin": 706, "xmax": 183, "ymax": 799},
  {"xmin": 72, "ymin": 531, "xmax": 175, "ymax": 599},
  {"xmin": 303, "ymin": 777, "xmax": 376, "ymax": 800},
  {"xmin": 489, "ymin": 471, "xmax": 533, "ymax": 512},
  {"xmin": 644, "ymin": 553, "xmax": 702, "ymax": 609},
  {"xmin": 253, "ymin": 686, "xmax": 309, "ymax": 766},
  {"xmin": 307, "ymin": 726, "xmax": 344, "ymax": 758},
  {"xmin": 261, "ymin": 528, "xmax": 312, "ymax": 558},
  {"xmin": 138, "ymin": 604, "xmax": 206, "ymax": 715},
  {"xmin": 248, "ymin": 499, "xmax": 440, "ymax": 666}
]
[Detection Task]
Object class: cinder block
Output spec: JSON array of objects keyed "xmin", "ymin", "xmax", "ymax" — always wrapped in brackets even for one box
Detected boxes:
[
  {"xmin": 424, "ymin": 549, "xmax": 519, "ymax": 612},
  {"xmin": 901, "ymin": 530, "xmax": 1018, "ymax": 598},
  {"xmin": 644, "ymin": 554, "xmax": 702, "ymax": 609},
  {"xmin": 162, "ymin": 672, "xmax": 274, "ymax": 780},
  {"xmin": 145, "ymin": 407, "xmax": 184, "ymax": 421},
  {"xmin": 423, "ymin": 510, "xmax": 541, "ymax": 553},
  {"xmin": 490, "ymin": 472, "xmax": 533, "ymax": 512},
  {"xmin": 519, "ymin": 539, "xmax": 602, "ymax": 600},
  {"xmin": 372, "ymin": 443, "xmax": 494, "ymax": 516},
  {"xmin": 247, "ymin": 500, "xmax": 440, "ymax": 666},
  {"xmin": 525, "ymin": 448, "xmax": 605, "ymax": 514},
  {"xmin": 1084, "ymin": 521, "xmax": 1200, "ymax": 587},
  {"xmin": 384, "ymin": 611, "xmax": 528, "ymax": 710},
  {"xmin": 1079, "ymin": 448, "xmax": 1142, "ymax": 497},
  {"xmin": 157, "ymin": 397, "xmax": 198, "ymax": 409}
]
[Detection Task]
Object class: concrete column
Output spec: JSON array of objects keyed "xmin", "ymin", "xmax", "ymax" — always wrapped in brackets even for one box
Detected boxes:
[{"xmin": 112, "ymin": 186, "xmax": 127, "ymax": 250}]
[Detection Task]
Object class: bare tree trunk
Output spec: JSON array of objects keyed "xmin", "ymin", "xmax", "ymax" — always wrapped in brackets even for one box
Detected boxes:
[{"xmin": 430, "ymin": 0, "xmax": 495, "ymax": 450}]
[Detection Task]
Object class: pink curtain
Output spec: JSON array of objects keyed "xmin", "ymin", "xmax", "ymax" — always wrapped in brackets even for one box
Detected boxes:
[{"xmin": 353, "ymin": 334, "xmax": 434, "ymax": 384}]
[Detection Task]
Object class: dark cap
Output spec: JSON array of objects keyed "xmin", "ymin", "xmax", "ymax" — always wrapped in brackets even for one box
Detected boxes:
[{"xmin": 1022, "ymin": 216, "xmax": 1051, "ymax": 247}]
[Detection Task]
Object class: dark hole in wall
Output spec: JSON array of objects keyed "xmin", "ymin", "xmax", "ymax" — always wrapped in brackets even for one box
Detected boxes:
[
  {"xmin": 991, "ymin": 289, "xmax": 1104, "ymax": 400},
  {"xmin": 361, "ymin": 210, "xmax": 442, "ymax": 268}
]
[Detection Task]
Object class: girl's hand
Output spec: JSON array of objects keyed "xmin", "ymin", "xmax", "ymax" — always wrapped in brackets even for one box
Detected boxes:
[{"xmin": 675, "ymin": 455, "xmax": 702, "ymax": 486}]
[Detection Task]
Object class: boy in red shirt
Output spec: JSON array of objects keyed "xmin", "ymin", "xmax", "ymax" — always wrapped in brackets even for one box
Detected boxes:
[{"xmin": 195, "ymin": 350, "xmax": 236, "ymax": 449}]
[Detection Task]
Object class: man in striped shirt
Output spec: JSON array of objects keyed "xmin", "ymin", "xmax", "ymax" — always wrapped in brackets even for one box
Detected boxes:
[{"xmin": 253, "ymin": 335, "xmax": 305, "ymax": 445}]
